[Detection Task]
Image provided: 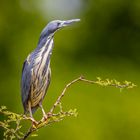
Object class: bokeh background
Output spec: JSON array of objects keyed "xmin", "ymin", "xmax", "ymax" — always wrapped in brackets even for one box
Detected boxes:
[{"xmin": 0, "ymin": 0, "xmax": 140, "ymax": 139}]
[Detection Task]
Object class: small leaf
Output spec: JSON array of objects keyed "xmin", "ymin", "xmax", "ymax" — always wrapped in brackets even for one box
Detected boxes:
[
  {"xmin": 31, "ymin": 134, "xmax": 38, "ymax": 137},
  {"xmin": 97, "ymin": 77, "xmax": 101, "ymax": 81}
]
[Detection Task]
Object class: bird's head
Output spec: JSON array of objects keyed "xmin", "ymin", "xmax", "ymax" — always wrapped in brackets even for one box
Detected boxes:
[
  {"xmin": 43, "ymin": 19, "xmax": 80, "ymax": 35},
  {"xmin": 38, "ymin": 19, "xmax": 80, "ymax": 43}
]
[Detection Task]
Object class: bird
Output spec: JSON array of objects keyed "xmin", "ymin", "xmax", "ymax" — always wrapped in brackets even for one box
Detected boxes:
[{"xmin": 21, "ymin": 19, "xmax": 80, "ymax": 123}]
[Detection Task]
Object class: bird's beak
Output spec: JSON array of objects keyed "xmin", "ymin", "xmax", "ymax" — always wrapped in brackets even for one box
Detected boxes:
[{"xmin": 59, "ymin": 19, "xmax": 80, "ymax": 28}]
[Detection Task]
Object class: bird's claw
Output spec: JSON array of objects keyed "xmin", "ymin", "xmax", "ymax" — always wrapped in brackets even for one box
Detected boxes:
[
  {"xmin": 32, "ymin": 121, "xmax": 38, "ymax": 127},
  {"xmin": 40, "ymin": 114, "xmax": 48, "ymax": 122},
  {"xmin": 43, "ymin": 114, "xmax": 48, "ymax": 121},
  {"xmin": 47, "ymin": 112, "xmax": 52, "ymax": 118},
  {"xmin": 29, "ymin": 117, "xmax": 38, "ymax": 126},
  {"xmin": 41, "ymin": 112, "xmax": 52, "ymax": 122}
]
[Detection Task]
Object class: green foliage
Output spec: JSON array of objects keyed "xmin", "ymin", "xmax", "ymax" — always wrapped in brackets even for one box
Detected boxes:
[
  {"xmin": 95, "ymin": 77, "xmax": 136, "ymax": 89},
  {"xmin": 0, "ymin": 106, "xmax": 24, "ymax": 139},
  {"xmin": 0, "ymin": 105, "xmax": 77, "ymax": 140},
  {"xmin": 0, "ymin": 106, "xmax": 77, "ymax": 139}
]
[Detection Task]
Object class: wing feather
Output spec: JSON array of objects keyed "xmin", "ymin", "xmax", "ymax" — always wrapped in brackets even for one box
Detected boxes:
[{"xmin": 21, "ymin": 59, "xmax": 31, "ymax": 113}]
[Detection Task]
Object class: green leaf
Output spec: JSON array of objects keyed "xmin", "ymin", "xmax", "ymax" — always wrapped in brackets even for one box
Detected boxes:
[{"xmin": 31, "ymin": 134, "xmax": 38, "ymax": 137}]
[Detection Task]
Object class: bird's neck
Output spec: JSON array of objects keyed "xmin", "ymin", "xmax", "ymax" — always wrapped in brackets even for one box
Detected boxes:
[
  {"xmin": 34, "ymin": 35, "xmax": 54, "ymax": 60},
  {"xmin": 37, "ymin": 34, "xmax": 54, "ymax": 49}
]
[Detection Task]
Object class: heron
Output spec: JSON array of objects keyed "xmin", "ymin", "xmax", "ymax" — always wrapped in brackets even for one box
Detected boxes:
[{"xmin": 21, "ymin": 19, "xmax": 80, "ymax": 123}]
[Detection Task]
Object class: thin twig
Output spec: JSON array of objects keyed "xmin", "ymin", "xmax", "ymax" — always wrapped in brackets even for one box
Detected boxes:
[
  {"xmin": 49, "ymin": 75, "xmax": 132, "ymax": 114},
  {"xmin": 20, "ymin": 127, "xmax": 33, "ymax": 140},
  {"xmin": 49, "ymin": 76, "xmax": 84, "ymax": 113}
]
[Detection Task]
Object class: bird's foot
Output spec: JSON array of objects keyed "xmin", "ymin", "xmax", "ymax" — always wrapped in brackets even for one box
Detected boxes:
[
  {"xmin": 41, "ymin": 112, "xmax": 52, "ymax": 122},
  {"xmin": 47, "ymin": 112, "xmax": 52, "ymax": 118},
  {"xmin": 40, "ymin": 114, "xmax": 47, "ymax": 122},
  {"xmin": 29, "ymin": 117, "xmax": 38, "ymax": 126}
]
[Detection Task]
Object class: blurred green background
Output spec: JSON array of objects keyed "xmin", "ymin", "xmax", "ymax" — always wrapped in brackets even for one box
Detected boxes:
[{"xmin": 0, "ymin": 0, "xmax": 140, "ymax": 139}]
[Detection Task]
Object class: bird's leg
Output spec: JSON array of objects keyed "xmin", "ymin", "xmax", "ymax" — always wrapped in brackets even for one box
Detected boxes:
[
  {"xmin": 28, "ymin": 101, "xmax": 38, "ymax": 125},
  {"xmin": 39, "ymin": 103, "xmax": 48, "ymax": 121}
]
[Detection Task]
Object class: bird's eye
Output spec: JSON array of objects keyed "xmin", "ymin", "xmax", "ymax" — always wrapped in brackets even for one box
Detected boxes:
[{"xmin": 57, "ymin": 23, "xmax": 60, "ymax": 26}]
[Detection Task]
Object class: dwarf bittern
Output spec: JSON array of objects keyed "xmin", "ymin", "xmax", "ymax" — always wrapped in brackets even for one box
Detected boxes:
[{"xmin": 21, "ymin": 19, "xmax": 80, "ymax": 122}]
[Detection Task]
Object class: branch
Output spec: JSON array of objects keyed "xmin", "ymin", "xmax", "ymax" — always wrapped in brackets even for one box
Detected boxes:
[{"xmin": 0, "ymin": 76, "xmax": 136, "ymax": 140}]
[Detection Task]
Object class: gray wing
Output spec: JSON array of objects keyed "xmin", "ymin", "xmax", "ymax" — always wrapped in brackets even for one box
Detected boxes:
[
  {"xmin": 21, "ymin": 60, "xmax": 31, "ymax": 113},
  {"xmin": 42, "ymin": 67, "xmax": 51, "ymax": 98}
]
